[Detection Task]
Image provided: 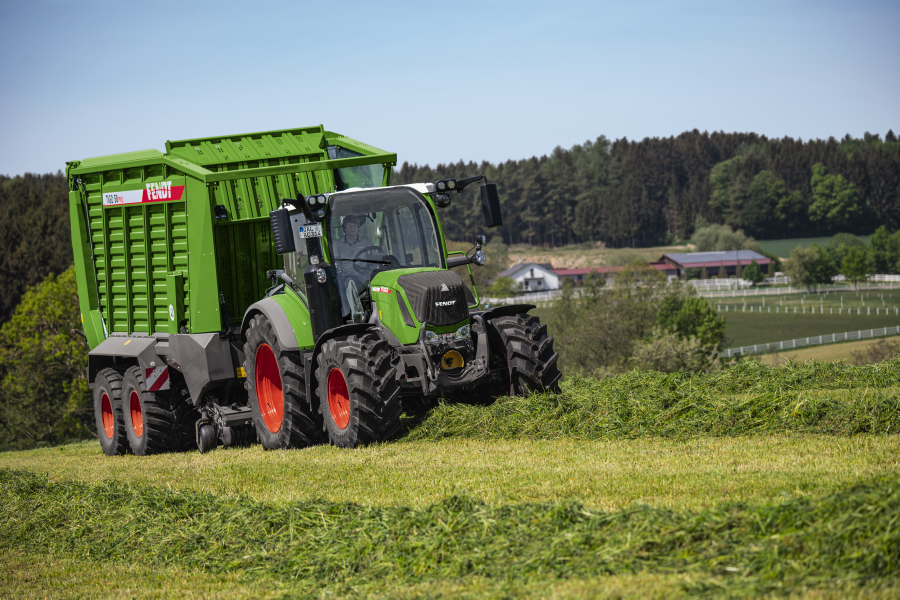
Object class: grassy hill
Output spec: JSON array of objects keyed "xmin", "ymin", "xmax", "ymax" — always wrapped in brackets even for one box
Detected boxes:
[{"xmin": 2, "ymin": 361, "xmax": 899, "ymax": 598}]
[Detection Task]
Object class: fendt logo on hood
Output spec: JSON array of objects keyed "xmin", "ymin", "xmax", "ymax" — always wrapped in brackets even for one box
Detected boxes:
[
  {"xmin": 102, "ymin": 181, "xmax": 185, "ymax": 207},
  {"xmin": 435, "ymin": 300, "xmax": 456, "ymax": 307}
]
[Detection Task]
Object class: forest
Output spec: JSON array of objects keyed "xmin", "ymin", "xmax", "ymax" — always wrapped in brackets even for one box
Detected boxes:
[
  {"xmin": 395, "ymin": 130, "xmax": 900, "ymax": 247},
  {"xmin": 2, "ymin": 130, "xmax": 899, "ymax": 323}
]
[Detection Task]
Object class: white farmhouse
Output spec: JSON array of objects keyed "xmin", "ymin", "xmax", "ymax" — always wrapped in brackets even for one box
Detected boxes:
[{"xmin": 496, "ymin": 261, "xmax": 560, "ymax": 292}]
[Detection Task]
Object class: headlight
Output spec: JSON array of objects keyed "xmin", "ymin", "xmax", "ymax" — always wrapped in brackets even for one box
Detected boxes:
[
  {"xmin": 307, "ymin": 196, "xmax": 316, "ymax": 206},
  {"xmin": 317, "ymin": 194, "xmax": 327, "ymax": 205},
  {"xmin": 315, "ymin": 268, "xmax": 327, "ymax": 284},
  {"xmin": 436, "ymin": 181, "xmax": 446, "ymax": 191},
  {"xmin": 473, "ymin": 249, "xmax": 486, "ymax": 266},
  {"xmin": 455, "ymin": 325, "xmax": 471, "ymax": 339},
  {"xmin": 424, "ymin": 330, "xmax": 439, "ymax": 343},
  {"xmin": 447, "ymin": 179, "xmax": 456, "ymax": 189},
  {"xmin": 314, "ymin": 208, "xmax": 326, "ymax": 221},
  {"xmin": 435, "ymin": 194, "xmax": 451, "ymax": 208}
]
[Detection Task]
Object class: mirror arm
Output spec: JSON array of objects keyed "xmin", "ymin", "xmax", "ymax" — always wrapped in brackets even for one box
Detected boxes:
[{"xmin": 454, "ymin": 175, "xmax": 486, "ymax": 193}]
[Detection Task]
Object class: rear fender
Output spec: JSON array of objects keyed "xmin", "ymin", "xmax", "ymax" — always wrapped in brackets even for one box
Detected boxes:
[
  {"xmin": 240, "ymin": 293, "xmax": 313, "ymax": 352},
  {"xmin": 87, "ymin": 334, "xmax": 161, "ymax": 387}
]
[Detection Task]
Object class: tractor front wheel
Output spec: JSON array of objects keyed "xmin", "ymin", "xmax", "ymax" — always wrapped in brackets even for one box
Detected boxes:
[
  {"xmin": 316, "ymin": 333, "xmax": 402, "ymax": 448},
  {"xmin": 481, "ymin": 313, "xmax": 561, "ymax": 398},
  {"xmin": 243, "ymin": 314, "xmax": 322, "ymax": 450}
]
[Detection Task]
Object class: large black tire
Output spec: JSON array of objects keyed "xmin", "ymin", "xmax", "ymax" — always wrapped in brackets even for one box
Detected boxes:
[
  {"xmin": 243, "ymin": 314, "xmax": 322, "ymax": 450},
  {"xmin": 93, "ymin": 368, "xmax": 127, "ymax": 456},
  {"xmin": 122, "ymin": 366, "xmax": 177, "ymax": 456},
  {"xmin": 482, "ymin": 313, "xmax": 561, "ymax": 398},
  {"xmin": 316, "ymin": 332, "xmax": 402, "ymax": 448}
]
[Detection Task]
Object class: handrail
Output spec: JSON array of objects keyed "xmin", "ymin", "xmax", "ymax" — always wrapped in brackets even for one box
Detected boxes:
[
  {"xmin": 69, "ymin": 151, "xmax": 397, "ymax": 184},
  {"xmin": 204, "ymin": 153, "xmax": 397, "ymax": 183}
]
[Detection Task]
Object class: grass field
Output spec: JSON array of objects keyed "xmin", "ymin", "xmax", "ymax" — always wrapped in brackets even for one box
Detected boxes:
[
  {"xmin": 722, "ymin": 311, "xmax": 900, "ymax": 347},
  {"xmin": 2, "ymin": 361, "xmax": 899, "ymax": 598},
  {"xmin": 499, "ymin": 235, "xmax": 872, "ymax": 268},
  {"xmin": 506, "ymin": 243, "xmax": 692, "ymax": 269},
  {"xmin": 757, "ymin": 335, "xmax": 900, "ymax": 366},
  {"xmin": 757, "ymin": 236, "xmax": 870, "ymax": 258},
  {"xmin": 532, "ymin": 288, "xmax": 900, "ymax": 348}
]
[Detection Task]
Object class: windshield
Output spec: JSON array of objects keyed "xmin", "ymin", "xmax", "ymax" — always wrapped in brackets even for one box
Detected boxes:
[
  {"xmin": 327, "ymin": 187, "xmax": 443, "ymax": 316},
  {"xmin": 327, "ymin": 145, "xmax": 385, "ymax": 191}
]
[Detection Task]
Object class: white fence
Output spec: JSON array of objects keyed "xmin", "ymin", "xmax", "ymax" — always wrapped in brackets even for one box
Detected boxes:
[
  {"xmin": 689, "ymin": 279, "xmax": 752, "ymax": 291},
  {"xmin": 482, "ymin": 290, "xmax": 560, "ymax": 306},
  {"xmin": 481, "ymin": 275, "xmax": 900, "ymax": 306},
  {"xmin": 720, "ymin": 326, "xmax": 900, "ymax": 358},
  {"xmin": 699, "ymin": 281, "xmax": 900, "ymax": 299}
]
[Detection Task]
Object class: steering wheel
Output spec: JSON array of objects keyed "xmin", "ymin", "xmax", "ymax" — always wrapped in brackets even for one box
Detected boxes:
[{"xmin": 352, "ymin": 245, "xmax": 383, "ymax": 274}]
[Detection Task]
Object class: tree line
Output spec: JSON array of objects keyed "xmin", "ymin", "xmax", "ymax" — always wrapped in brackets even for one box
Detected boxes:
[
  {"xmin": 3, "ymin": 130, "xmax": 899, "ymax": 322},
  {"xmin": 393, "ymin": 130, "xmax": 900, "ymax": 248},
  {"xmin": 783, "ymin": 229, "xmax": 900, "ymax": 291},
  {"xmin": 0, "ymin": 172, "xmax": 73, "ymax": 323}
]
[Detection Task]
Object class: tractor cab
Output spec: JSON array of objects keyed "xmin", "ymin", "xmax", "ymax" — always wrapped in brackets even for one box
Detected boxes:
[
  {"xmin": 272, "ymin": 178, "xmax": 500, "ymax": 340},
  {"xmin": 325, "ymin": 186, "xmax": 444, "ymax": 323}
]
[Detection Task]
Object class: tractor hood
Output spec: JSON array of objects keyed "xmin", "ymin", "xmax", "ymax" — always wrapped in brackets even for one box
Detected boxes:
[{"xmin": 396, "ymin": 270, "xmax": 469, "ymax": 327}]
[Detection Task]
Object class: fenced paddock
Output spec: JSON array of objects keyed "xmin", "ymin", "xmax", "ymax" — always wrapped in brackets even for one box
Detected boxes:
[
  {"xmin": 720, "ymin": 326, "xmax": 900, "ymax": 358},
  {"xmin": 482, "ymin": 278, "xmax": 900, "ymax": 307}
]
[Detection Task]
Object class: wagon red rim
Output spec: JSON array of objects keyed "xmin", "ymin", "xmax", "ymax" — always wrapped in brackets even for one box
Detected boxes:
[
  {"xmin": 129, "ymin": 390, "xmax": 143, "ymax": 438},
  {"xmin": 101, "ymin": 393, "xmax": 114, "ymax": 438},
  {"xmin": 255, "ymin": 343, "xmax": 284, "ymax": 433},
  {"xmin": 327, "ymin": 368, "xmax": 350, "ymax": 430}
]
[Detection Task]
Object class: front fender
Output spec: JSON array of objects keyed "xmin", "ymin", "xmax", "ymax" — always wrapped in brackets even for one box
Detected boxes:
[{"xmin": 472, "ymin": 303, "xmax": 536, "ymax": 322}]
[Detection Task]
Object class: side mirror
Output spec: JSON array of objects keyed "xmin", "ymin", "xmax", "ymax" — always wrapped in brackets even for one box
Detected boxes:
[
  {"xmin": 480, "ymin": 183, "xmax": 503, "ymax": 228},
  {"xmin": 269, "ymin": 207, "xmax": 295, "ymax": 254}
]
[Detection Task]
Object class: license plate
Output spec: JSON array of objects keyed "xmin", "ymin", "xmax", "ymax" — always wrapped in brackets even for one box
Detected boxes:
[{"xmin": 297, "ymin": 224, "xmax": 323, "ymax": 238}]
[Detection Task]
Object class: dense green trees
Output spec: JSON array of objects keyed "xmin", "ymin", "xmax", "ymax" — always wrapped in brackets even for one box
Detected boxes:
[
  {"xmin": 0, "ymin": 267, "xmax": 91, "ymax": 448},
  {"xmin": 394, "ymin": 131, "xmax": 900, "ymax": 247},
  {"xmin": 549, "ymin": 263, "xmax": 725, "ymax": 375},
  {"xmin": 689, "ymin": 218, "xmax": 761, "ymax": 252},
  {"xmin": 809, "ymin": 164, "xmax": 865, "ymax": 231},
  {"xmin": 0, "ymin": 173, "xmax": 73, "ymax": 324},
  {"xmin": 869, "ymin": 226, "xmax": 900, "ymax": 273},
  {"xmin": 742, "ymin": 260, "xmax": 764, "ymax": 285}
]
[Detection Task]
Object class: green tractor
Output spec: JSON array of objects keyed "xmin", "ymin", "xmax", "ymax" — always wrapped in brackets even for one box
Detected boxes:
[{"xmin": 67, "ymin": 126, "xmax": 560, "ymax": 454}]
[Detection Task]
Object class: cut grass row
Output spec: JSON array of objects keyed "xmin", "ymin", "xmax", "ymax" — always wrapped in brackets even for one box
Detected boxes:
[
  {"xmin": 411, "ymin": 360, "xmax": 900, "ymax": 443},
  {"xmin": 3, "ymin": 435, "xmax": 896, "ymax": 510},
  {"xmin": 2, "ymin": 468, "xmax": 898, "ymax": 598}
]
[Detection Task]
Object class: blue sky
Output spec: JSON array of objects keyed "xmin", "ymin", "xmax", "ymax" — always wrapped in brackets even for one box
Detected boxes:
[{"xmin": 0, "ymin": 0, "xmax": 897, "ymax": 176}]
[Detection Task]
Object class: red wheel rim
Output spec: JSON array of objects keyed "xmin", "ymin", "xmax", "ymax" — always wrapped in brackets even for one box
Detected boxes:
[
  {"xmin": 101, "ymin": 393, "xmax": 114, "ymax": 439},
  {"xmin": 255, "ymin": 343, "xmax": 284, "ymax": 433},
  {"xmin": 129, "ymin": 391, "xmax": 143, "ymax": 438},
  {"xmin": 327, "ymin": 368, "xmax": 350, "ymax": 430}
]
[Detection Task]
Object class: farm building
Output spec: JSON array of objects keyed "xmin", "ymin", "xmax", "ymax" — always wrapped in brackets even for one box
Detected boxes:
[
  {"xmin": 497, "ymin": 262, "xmax": 560, "ymax": 292},
  {"xmin": 658, "ymin": 250, "xmax": 771, "ymax": 279},
  {"xmin": 555, "ymin": 262, "xmax": 680, "ymax": 286}
]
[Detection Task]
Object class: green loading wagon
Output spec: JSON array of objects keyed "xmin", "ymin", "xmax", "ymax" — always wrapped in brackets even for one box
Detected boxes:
[{"xmin": 66, "ymin": 125, "xmax": 560, "ymax": 455}]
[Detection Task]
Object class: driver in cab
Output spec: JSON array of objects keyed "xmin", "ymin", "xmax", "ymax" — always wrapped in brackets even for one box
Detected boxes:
[{"xmin": 332, "ymin": 214, "xmax": 375, "ymax": 262}]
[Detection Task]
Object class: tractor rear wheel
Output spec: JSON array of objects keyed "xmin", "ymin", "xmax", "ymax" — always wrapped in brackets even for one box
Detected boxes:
[
  {"xmin": 122, "ymin": 366, "xmax": 178, "ymax": 455},
  {"xmin": 243, "ymin": 314, "xmax": 322, "ymax": 450},
  {"xmin": 316, "ymin": 332, "xmax": 402, "ymax": 448},
  {"xmin": 481, "ymin": 313, "xmax": 561, "ymax": 398},
  {"xmin": 93, "ymin": 368, "xmax": 127, "ymax": 456}
]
